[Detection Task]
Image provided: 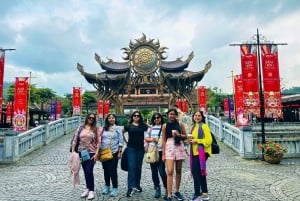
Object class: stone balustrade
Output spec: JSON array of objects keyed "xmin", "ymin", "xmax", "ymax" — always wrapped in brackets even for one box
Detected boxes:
[
  {"xmin": 207, "ymin": 115, "xmax": 300, "ymax": 159},
  {"xmin": 0, "ymin": 116, "xmax": 81, "ymax": 164}
]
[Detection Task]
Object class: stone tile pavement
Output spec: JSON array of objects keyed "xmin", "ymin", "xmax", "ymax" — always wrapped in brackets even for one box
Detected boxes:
[{"xmin": 0, "ymin": 133, "xmax": 300, "ymax": 201}]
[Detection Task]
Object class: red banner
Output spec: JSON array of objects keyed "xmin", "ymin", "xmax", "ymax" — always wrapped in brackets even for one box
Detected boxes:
[
  {"xmin": 261, "ymin": 45, "xmax": 280, "ymax": 92},
  {"xmin": 175, "ymin": 99, "xmax": 182, "ymax": 111},
  {"xmin": 98, "ymin": 100, "xmax": 103, "ymax": 119},
  {"xmin": 234, "ymin": 74, "xmax": 249, "ymax": 126},
  {"xmin": 240, "ymin": 44, "xmax": 260, "ymax": 117},
  {"xmin": 103, "ymin": 100, "xmax": 110, "ymax": 118},
  {"xmin": 72, "ymin": 87, "xmax": 81, "ymax": 116},
  {"xmin": 181, "ymin": 99, "xmax": 188, "ymax": 113},
  {"xmin": 13, "ymin": 77, "xmax": 28, "ymax": 131},
  {"xmin": 56, "ymin": 100, "xmax": 62, "ymax": 119},
  {"xmin": 0, "ymin": 50, "xmax": 5, "ymax": 122},
  {"xmin": 6, "ymin": 101, "xmax": 13, "ymax": 124},
  {"xmin": 261, "ymin": 45, "xmax": 282, "ymax": 119},
  {"xmin": 198, "ymin": 86, "xmax": 206, "ymax": 114},
  {"xmin": 223, "ymin": 98, "xmax": 229, "ymax": 117}
]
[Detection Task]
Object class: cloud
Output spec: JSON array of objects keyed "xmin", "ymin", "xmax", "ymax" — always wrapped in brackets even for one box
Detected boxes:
[{"xmin": 1, "ymin": 0, "xmax": 300, "ymax": 96}]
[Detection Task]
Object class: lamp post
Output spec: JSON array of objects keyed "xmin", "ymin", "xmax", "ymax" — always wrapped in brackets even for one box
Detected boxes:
[{"xmin": 230, "ymin": 28, "xmax": 287, "ymax": 144}]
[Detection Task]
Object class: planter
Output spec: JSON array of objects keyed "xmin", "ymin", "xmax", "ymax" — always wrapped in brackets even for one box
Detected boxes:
[{"xmin": 264, "ymin": 154, "xmax": 283, "ymax": 164}]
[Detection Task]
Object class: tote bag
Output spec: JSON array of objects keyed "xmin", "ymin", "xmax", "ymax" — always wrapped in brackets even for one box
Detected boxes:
[{"xmin": 145, "ymin": 145, "xmax": 159, "ymax": 163}]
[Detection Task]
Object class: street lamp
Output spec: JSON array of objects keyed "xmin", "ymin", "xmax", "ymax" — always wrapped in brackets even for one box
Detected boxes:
[{"xmin": 230, "ymin": 28, "xmax": 287, "ymax": 144}]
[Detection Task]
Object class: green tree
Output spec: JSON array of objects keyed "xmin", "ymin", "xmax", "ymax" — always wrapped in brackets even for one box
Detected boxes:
[
  {"xmin": 62, "ymin": 93, "xmax": 72, "ymax": 116},
  {"xmin": 35, "ymin": 88, "xmax": 57, "ymax": 120},
  {"xmin": 82, "ymin": 92, "xmax": 97, "ymax": 114},
  {"xmin": 6, "ymin": 83, "xmax": 15, "ymax": 102}
]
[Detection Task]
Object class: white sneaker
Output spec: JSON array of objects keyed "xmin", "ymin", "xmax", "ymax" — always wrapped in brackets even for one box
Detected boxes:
[
  {"xmin": 87, "ymin": 191, "xmax": 95, "ymax": 200},
  {"xmin": 80, "ymin": 189, "xmax": 89, "ymax": 198}
]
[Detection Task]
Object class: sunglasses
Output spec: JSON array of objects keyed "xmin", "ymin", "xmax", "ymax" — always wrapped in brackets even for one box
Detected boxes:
[
  {"xmin": 133, "ymin": 114, "xmax": 140, "ymax": 117},
  {"xmin": 88, "ymin": 117, "xmax": 95, "ymax": 120},
  {"xmin": 154, "ymin": 116, "xmax": 161, "ymax": 119}
]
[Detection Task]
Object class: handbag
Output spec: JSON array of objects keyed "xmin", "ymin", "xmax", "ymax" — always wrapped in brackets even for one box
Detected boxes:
[
  {"xmin": 145, "ymin": 126, "xmax": 161, "ymax": 163},
  {"xmin": 99, "ymin": 147, "xmax": 113, "ymax": 162},
  {"xmin": 121, "ymin": 148, "xmax": 128, "ymax": 171},
  {"xmin": 99, "ymin": 128, "xmax": 114, "ymax": 162},
  {"xmin": 211, "ymin": 133, "xmax": 220, "ymax": 154},
  {"xmin": 80, "ymin": 149, "xmax": 90, "ymax": 162},
  {"xmin": 145, "ymin": 145, "xmax": 159, "ymax": 163}
]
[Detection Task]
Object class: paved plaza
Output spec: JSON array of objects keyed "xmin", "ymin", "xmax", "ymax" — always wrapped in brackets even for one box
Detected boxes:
[{"xmin": 0, "ymin": 133, "xmax": 300, "ymax": 201}]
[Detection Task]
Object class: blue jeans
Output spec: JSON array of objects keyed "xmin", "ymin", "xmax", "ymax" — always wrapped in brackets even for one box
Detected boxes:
[
  {"xmin": 127, "ymin": 147, "xmax": 144, "ymax": 189},
  {"xmin": 150, "ymin": 151, "xmax": 167, "ymax": 189}
]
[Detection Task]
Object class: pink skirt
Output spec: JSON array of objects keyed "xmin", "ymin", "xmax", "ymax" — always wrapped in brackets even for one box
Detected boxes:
[{"xmin": 165, "ymin": 138, "xmax": 186, "ymax": 160}]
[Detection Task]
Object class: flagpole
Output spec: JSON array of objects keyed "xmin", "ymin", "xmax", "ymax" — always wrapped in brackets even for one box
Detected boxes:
[
  {"xmin": 26, "ymin": 72, "xmax": 32, "ymax": 130},
  {"xmin": 229, "ymin": 28, "xmax": 287, "ymax": 148}
]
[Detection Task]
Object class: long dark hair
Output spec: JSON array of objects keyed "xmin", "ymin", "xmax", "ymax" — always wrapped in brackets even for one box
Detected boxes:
[
  {"xmin": 150, "ymin": 112, "xmax": 165, "ymax": 126},
  {"xmin": 84, "ymin": 112, "xmax": 98, "ymax": 134},
  {"xmin": 104, "ymin": 113, "xmax": 118, "ymax": 131}
]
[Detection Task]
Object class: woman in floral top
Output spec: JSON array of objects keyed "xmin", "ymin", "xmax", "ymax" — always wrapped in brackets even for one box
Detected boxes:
[{"xmin": 71, "ymin": 113, "xmax": 101, "ymax": 200}]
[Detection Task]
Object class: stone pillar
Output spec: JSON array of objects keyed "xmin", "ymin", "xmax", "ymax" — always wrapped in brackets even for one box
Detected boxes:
[
  {"xmin": 64, "ymin": 118, "xmax": 68, "ymax": 135},
  {"xmin": 240, "ymin": 126, "xmax": 256, "ymax": 158},
  {"xmin": 44, "ymin": 123, "xmax": 50, "ymax": 144},
  {"xmin": 3, "ymin": 130, "xmax": 20, "ymax": 163},
  {"xmin": 219, "ymin": 119, "xmax": 224, "ymax": 141}
]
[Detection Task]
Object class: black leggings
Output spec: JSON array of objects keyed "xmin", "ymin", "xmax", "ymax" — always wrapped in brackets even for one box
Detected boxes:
[
  {"xmin": 102, "ymin": 152, "xmax": 119, "ymax": 188},
  {"xmin": 192, "ymin": 153, "xmax": 209, "ymax": 196}
]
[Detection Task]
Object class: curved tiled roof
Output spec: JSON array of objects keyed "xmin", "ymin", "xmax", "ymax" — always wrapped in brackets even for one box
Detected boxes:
[
  {"xmin": 161, "ymin": 70, "xmax": 205, "ymax": 82},
  {"xmin": 160, "ymin": 60, "xmax": 189, "ymax": 71},
  {"xmin": 99, "ymin": 61, "xmax": 130, "ymax": 73},
  {"xmin": 95, "ymin": 51, "xmax": 194, "ymax": 72},
  {"xmin": 82, "ymin": 71, "xmax": 129, "ymax": 84},
  {"xmin": 160, "ymin": 51, "xmax": 194, "ymax": 72}
]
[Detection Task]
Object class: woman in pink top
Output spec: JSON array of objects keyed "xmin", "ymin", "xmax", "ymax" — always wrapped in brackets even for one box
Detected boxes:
[{"xmin": 72, "ymin": 113, "xmax": 101, "ymax": 200}]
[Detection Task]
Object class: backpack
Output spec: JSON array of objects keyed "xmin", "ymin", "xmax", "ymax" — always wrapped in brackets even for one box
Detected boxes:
[
  {"xmin": 211, "ymin": 133, "xmax": 220, "ymax": 154},
  {"xmin": 69, "ymin": 126, "xmax": 84, "ymax": 153}
]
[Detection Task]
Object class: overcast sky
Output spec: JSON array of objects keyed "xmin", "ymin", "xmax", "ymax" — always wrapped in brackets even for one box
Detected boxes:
[{"xmin": 1, "ymin": 0, "xmax": 299, "ymax": 96}]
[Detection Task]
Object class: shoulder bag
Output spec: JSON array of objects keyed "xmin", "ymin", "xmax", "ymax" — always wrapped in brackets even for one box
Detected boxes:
[
  {"xmin": 145, "ymin": 126, "xmax": 161, "ymax": 163},
  {"xmin": 99, "ymin": 128, "xmax": 114, "ymax": 162}
]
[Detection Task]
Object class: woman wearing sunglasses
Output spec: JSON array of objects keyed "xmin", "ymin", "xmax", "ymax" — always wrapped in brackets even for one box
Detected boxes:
[
  {"xmin": 123, "ymin": 111, "xmax": 148, "ymax": 197},
  {"xmin": 71, "ymin": 113, "xmax": 101, "ymax": 200},
  {"xmin": 145, "ymin": 112, "xmax": 167, "ymax": 199}
]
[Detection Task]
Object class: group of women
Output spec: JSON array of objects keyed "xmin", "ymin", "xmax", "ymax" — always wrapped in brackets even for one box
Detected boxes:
[{"xmin": 71, "ymin": 109, "xmax": 212, "ymax": 201}]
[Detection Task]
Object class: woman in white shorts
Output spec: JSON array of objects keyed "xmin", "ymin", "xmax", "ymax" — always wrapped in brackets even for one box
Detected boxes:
[{"xmin": 162, "ymin": 108, "xmax": 187, "ymax": 201}]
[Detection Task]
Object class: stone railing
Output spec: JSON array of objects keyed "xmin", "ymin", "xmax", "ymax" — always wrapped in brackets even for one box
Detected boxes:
[
  {"xmin": 207, "ymin": 115, "xmax": 300, "ymax": 159},
  {"xmin": 0, "ymin": 116, "xmax": 81, "ymax": 164}
]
